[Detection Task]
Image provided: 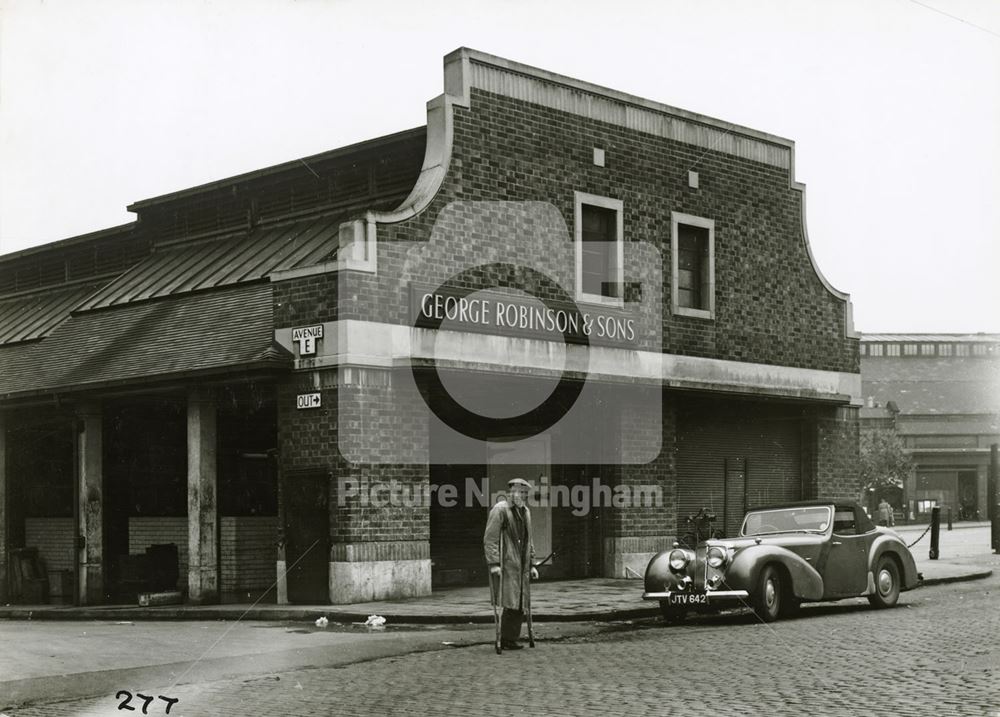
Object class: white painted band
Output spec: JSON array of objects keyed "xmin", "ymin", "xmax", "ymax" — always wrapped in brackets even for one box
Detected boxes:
[{"xmin": 276, "ymin": 320, "xmax": 861, "ymax": 404}]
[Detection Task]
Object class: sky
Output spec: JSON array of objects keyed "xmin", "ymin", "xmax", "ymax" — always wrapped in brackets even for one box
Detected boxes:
[{"xmin": 1, "ymin": 0, "xmax": 998, "ymax": 333}]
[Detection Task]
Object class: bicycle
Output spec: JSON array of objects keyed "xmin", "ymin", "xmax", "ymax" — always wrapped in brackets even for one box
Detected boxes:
[{"xmin": 678, "ymin": 507, "xmax": 723, "ymax": 548}]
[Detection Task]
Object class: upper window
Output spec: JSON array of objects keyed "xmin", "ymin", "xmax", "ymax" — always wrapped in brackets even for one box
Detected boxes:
[
  {"xmin": 574, "ymin": 192, "xmax": 624, "ymax": 305},
  {"xmin": 868, "ymin": 344, "xmax": 884, "ymax": 357},
  {"xmin": 671, "ymin": 212, "xmax": 715, "ymax": 319},
  {"xmin": 956, "ymin": 344, "xmax": 970, "ymax": 356},
  {"xmin": 973, "ymin": 344, "xmax": 988, "ymax": 356},
  {"xmin": 903, "ymin": 344, "xmax": 918, "ymax": 356},
  {"xmin": 920, "ymin": 344, "xmax": 935, "ymax": 356},
  {"xmin": 886, "ymin": 344, "xmax": 901, "ymax": 356},
  {"xmin": 938, "ymin": 344, "xmax": 953, "ymax": 356}
]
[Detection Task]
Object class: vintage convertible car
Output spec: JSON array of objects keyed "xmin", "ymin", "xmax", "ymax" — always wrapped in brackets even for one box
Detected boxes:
[{"xmin": 642, "ymin": 500, "xmax": 920, "ymax": 623}]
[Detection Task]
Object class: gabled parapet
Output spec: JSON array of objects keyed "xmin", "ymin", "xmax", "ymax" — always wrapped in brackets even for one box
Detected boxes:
[{"xmin": 338, "ymin": 47, "xmax": 855, "ymax": 338}]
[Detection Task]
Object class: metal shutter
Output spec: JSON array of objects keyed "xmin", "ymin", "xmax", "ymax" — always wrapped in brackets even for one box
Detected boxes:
[{"xmin": 677, "ymin": 407, "xmax": 801, "ymax": 537}]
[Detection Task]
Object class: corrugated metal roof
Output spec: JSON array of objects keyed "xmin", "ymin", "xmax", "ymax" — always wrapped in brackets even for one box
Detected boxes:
[
  {"xmin": 127, "ymin": 127, "xmax": 424, "ymax": 211},
  {"xmin": 0, "ymin": 222, "xmax": 137, "ymax": 264},
  {"xmin": 0, "ymin": 283, "xmax": 107, "ymax": 345},
  {"xmin": 77, "ymin": 214, "xmax": 344, "ymax": 311},
  {"xmin": 0, "ymin": 284, "xmax": 290, "ymax": 398},
  {"xmin": 860, "ymin": 333, "xmax": 1000, "ymax": 342}
]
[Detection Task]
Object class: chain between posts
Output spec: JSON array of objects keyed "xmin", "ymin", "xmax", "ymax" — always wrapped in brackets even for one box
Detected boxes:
[{"xmin": 906, "ymin": 523, "xmax": 933, "ymax": 548}]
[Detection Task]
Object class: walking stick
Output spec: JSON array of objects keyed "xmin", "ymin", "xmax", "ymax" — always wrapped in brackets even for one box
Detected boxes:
[
  {"xmin": 525, "ymin": 551, "xmax": 553, "ymax": 649},
  {"xmin": 492, "ymin": 574, "xmax": 502, "ymax": 654},
  {"xmin": 493, "ymin": 531, "xmax": 504, "ymax": 655},
  {"xmin": 526, "ymin": 567, "xmax": 535, "ymax": 648}
]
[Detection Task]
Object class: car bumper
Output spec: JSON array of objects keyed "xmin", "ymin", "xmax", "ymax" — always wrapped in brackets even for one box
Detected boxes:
[{"xmin": 642, "ymin": 590, "xmax": 749, "ymax": 602}]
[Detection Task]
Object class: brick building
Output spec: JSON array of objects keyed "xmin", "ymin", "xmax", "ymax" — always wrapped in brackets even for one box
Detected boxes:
[
  {"xmin": 860, "ymin": 333, "xmax": 1000, "ymax": 522},
  {"xmin": 0, "ymin": 49, "xmax": 861, "ymax": 606}
]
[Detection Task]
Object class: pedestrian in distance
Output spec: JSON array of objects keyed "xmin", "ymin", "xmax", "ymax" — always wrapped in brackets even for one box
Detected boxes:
[
  {"xmin": 878, "ymin": 498, "xmax": 895, "ymax": 527},
  {"xmin": 484, "ymin": 477, "xmax": 538, "ymax": 651}
]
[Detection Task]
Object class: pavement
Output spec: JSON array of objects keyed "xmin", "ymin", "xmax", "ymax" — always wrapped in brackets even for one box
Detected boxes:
[{"xmin": 1, "ymin": 523, "xmax": 993, "ymax": 625}]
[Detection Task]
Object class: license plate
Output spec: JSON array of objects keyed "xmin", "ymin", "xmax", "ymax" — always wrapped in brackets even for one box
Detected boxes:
[{"xmin": 667, "ymin": 592, "xmax": 707, "ymax": 606}]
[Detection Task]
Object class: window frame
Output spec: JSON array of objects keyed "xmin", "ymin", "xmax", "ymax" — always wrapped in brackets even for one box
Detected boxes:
[
  {"xmin": 574, "ymin": 191, "xmax": 625, "ymax": 307},
  {"xmin": 670, "ymin": 211, "xmax": 715, "ymax": 319}
]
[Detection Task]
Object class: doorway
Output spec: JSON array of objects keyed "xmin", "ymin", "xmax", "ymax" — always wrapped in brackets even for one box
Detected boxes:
[{"xmin": 283, "ymin": 471, "xmax": 330, "ymax": 603}]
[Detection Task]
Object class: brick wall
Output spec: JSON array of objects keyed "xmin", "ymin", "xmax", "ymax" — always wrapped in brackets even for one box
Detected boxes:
[
  {"xmin": 328, "ymin": 87, "xmax": 857, "ymax": 375},
  {"xmin": 276, "ymin": 369, "xmax": 430, "ymax": 546},
  {"xmin": 129, "ymin": 517, "xmax": 188, "ymax": 590},
  {"xmin": 220, "ymin": 516, "xmax": 277, "ymax": 596},
  {"xmin": 273, "ymin": 273, "xmax": 337, "ymax": 328},
  {"xmin": 814, "ymin": 406, "xmax": 861, "ymax": 501},
  {"xmin": 25, "ymin": 517, "xmax": 74, "ymax": 571},
  {"xmin": 605, "ymin": 395, "xmax": 677, "ymax": 539}
]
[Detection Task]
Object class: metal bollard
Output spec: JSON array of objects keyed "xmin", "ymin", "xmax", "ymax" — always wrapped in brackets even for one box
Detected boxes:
[
  {"xmin": 947, "ymin": 507, "xmax": 953, "ymax": 531},
  {"xmin": 929, "ymin": 506, "xmax": 940, "ymax": 560},
  {"xmin": 990, "ymin": 443, "xmax": 999, "ymax": 554}
]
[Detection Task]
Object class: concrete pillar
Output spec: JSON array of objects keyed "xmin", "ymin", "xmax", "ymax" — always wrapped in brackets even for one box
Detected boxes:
[
  {"xmin": 187, "ymin": 389, "xmax": 218, "ymax": 604},
  {"xmin": 0, "ymin": 411, "xmax": 8, "ymax": 603},
  {"xmin": 77, "ymin": 403, "xmax": 104, "ymax": 605}
]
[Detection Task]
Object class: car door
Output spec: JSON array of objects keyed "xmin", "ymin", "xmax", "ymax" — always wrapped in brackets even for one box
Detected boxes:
[{"xmin": 821, "ymin": 506, "xmax": 869, "ymax": 598}]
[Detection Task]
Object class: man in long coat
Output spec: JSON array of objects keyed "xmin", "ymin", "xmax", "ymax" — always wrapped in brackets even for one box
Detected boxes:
[{"xmin": 484, "ymin": 477, "xmax": 538, "ymax": 650}]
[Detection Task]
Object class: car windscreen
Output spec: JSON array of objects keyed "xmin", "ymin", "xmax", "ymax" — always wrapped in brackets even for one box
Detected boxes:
[{"xmin": 740, "ymin": 506, "xmax": 832, "ymax": 536}]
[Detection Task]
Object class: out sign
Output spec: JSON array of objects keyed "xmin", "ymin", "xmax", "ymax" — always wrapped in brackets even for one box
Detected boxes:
[
  {"xmin": 296, "ymin": 393, "xmax": 322, "ymax": 410},
  {"xmin": 292, "ymin": 325, "xmax": 324, "ymax": 356}
]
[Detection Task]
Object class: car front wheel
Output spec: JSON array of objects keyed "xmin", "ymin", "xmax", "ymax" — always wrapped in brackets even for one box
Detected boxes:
[
  {"xmin": 752, "ymin": 565, "xmax": 782, "ymax": 622},
  {"xmin": 868, "ymin": 555, "xmax": 901, "ymax": 609}
]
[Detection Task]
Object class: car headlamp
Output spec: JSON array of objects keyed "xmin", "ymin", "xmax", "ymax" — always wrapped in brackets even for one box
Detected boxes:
[
  {"xmin": 707, "ymin": 546, "xmax": 728, "ymax": 568},
  {"xmin": 668, "ymin": 549, "xmax": 689, "ymax": 572}
]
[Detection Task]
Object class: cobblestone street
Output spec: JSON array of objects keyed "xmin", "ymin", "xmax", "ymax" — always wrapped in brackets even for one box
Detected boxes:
[{"xmin": 7, "ymin": 555, "xmax": 998, "ymax": 717}]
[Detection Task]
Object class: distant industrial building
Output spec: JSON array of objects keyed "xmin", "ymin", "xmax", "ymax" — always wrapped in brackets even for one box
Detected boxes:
[{"xmin": 860, "ymin": 333, "xmax": 1000, "ymax": 522}]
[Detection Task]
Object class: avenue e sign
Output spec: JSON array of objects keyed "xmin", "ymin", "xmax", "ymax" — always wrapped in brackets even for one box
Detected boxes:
[{"xmin": 292, "ymin": 325, "xmax": 324, "ymax": 355}]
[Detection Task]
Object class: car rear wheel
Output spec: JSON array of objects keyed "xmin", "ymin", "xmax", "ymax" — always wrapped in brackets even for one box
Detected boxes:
[
  {"xmin": 752, "ymin": 565, "xmax": 782, "ymax": 622},
  {"xmin": 659, "ymin": 601, "xmax": 685, "ymax": 625},
  {"xmin": 868, "ymin": 555, "xmax": 901, "ymax": 609}
]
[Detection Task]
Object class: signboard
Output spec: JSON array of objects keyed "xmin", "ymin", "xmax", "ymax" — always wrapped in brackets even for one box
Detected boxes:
[
  {"xmin": 296, "ymin": 393, "xmax": 322, "ymax": 410},
  {"xmin": 409, "ymin": 282, "xmax": 637, "ymax": 347},
  {"xmin": 292, "ymin": 325, "xmax": 324, "ymax": 356}
]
